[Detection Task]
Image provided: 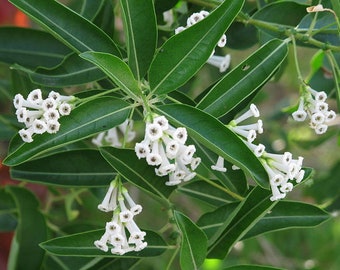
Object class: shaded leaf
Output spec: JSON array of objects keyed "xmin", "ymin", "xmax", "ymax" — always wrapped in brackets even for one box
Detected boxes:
[
  {"xmin": 0, "ymin": 27, "xmax": 71, "ymax": 69},
  {"xmin": 6, "ymin": 186, "xmax": 48, "ymax": 270},
  {"xmin": 4, "ymin": 97, "xmax": 131, "ymax": 166},
  {"xmin": 243, "ymin": 200, "xmax": 330, "ymax": 240},
  {"xmin": 174, "ymin": 211, "xmax": 207, "ymax": 270},
  {"xmin": 223, "ymin": 265, "xmax": 285, "ymax": 270},
  {"xmin": 99, "ymin": 147, "xmax": 175, "ymax": 199},
  {"xmin": 149, "ymin": 0, "xmax": 244, "ymax": 95},
  {"xmin": 10, "ymin": 149, "xmax": 115, "ymax": 187},
  {"xmin": 10, "ymin": 0, "xmax": 120, "ymax": 55},
  {"xmin": 120, "ymin": 0, "xmax": 157, "ymax": 79},
  {"xmin": 197, "ymin": 39, "xmax": 288, "ymax": 118},
  {"xmin": 157, "ymin": 104, "xmax": 269, "ymax": 187},
  {"xmin": 40, "ymin": 229, "xmax": 168, "ymax": 257},
  {"xmin": 80, "ymin": 52, "xmax": 142, "ymax": 99}
]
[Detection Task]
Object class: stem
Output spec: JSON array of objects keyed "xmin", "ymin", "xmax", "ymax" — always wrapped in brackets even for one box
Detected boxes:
[
  {"xmin": 325, "ymin": 51, "xmax": 340, "ymax": 110},
  {"xmin": 75, "ymin": 88, "xmax": 119, "ymax": 105},
  {"xmin": 196, "ymin": 173, "xmax": 244, "ymax": 200},
  {"xmin": 291, "ymin": 35, "xmax": 305, "ymax": 88}
]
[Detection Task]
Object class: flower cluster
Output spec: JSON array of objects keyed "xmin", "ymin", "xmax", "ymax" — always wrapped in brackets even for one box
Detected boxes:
[
  {"xmin": 92, "ymin": 120, "xmax": 136, "ymax": 147},
  {"xmin": 292, "ymin": 86, "xmax": 336, "ymax": 134},
  {"xmin": 175, "ymin": 10, "xmax": 230, "ymax": 73},
  {"xmin": 13, "ymin": 89, "xmax": 75, "ymax": 143},
  {"xmin": 94, "ymin": 180, "xmax": 147, "ymax": 255},
  {"xmin": 135, "ymin": 115, "xmax": 201, "ymax": 186},
  {"xmin": 213, "ymin": 104, "xmax": 305, "ymax": 201}
]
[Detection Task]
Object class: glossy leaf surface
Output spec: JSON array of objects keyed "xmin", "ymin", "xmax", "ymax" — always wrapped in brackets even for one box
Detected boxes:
[
  {"xmin": 9, "ymin": 0, "xmax": 120, "ymax": 55},
  {"xmin": 6, "ymin": 186, "xmax": 47, "ymax": 270},
  {"xmin": 10, "ymin": 149, "xmax": 115, "ymax": 186},
  {"xmin": 80, "ymin": 52, "xmax": 142, "ymax": 99},
  {"xmin": 4, "ymin": 97, "xmax": 131, "ymax": 166},
  {"xmin": 174, "ymin": 211, "xmax": 207, "ymax": 270},
  {"xmin": 149, "ymin": 0, "xmax": 244, "ymax": 95},
  {"xmin": 120, "ymin": 0, "xmax": 157, "ymax": 79},
  {"xmin": 197, "ymin": 39, "xmax": 288, "ymax": 117}
]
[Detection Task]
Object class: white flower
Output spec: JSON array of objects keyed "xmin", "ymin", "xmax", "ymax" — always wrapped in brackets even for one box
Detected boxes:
[
  {"xmin": 135, "ymin": 141, "xmax": 150, "ymax": 159},
  {"xmin": 217, "ymin": 34, "xmax": 227, "ymax": 47},
  {"xmin": 18, "ymin": 127, "xmax": 34, "ymax": 143},
  {"xmin": 32, "ymin": 119, "xmax": 47, "ymax": 134},
  {"xmin": 207, "ymin": 54, "xmax": 231, "ymax": 73},
  {"xmin": 270, "ymin": 184, "xmax": 286, "ymax": 201},
  {"xmin": 122, "ymin": 188, "xmax": 143, "ymax": 216},
  {"xmin": 42, "ymin": 97, "xmax": 57, "ymax": 111},
  {"xmin": 46, "ymin": 120, "xmax": 60, "ymax": 134},
  {"xmin": 43, "ymin": 109, "xmax": 60, "ymax": 121},
  {"xmin": 211, "ymin": 156, "xmax": 227, "ymax": 172},
  {"xmin": 98, "ymin": 181, "xmax": 118, "ymax": 212},
  {"xmin": 58, "ymin": 102, "xmax": 72, "ymax": 116},
  {"xmin": 27, "ymin": 89, "xmax": 43, "ymax": 105},
  {"xmin": 145, "ymin": 122, "xmax": 163, "ymax": 141},
  {"xmin": 233, "ymin": 104, "xmax": 260, "ymax": 124}
]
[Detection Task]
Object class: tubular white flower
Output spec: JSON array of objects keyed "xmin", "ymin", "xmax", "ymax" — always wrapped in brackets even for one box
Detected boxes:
[
  {"xmin": 98, "ymin": 182, "xmax": 118, "ymax": 212},
  {"xmin": 94, "ymin": 231, "xmax": 110, "ymax": 252},
  {"xmin": 42, "ymin": 97, "xmax": 57, "ymax": 111},
  {"xmin": 32, "ymin": 119, "xmax": 47, "ymax": 134},
  {"xmin": 232, "ymin": 165, "xmax": 240, "ymax": 170},
  {"xmin": 307, "ymin": 87, "xmax": 327, "ymax": 102},
  {"xmin": 105, "ymin": 127, "xmax": 121, "ymax": 147},
  {"xmin": 263, "ymin": 162, "xmax": 285, "ymax": 186},
  {"xmin": 292, "ymin": 110, "xmax": 307, "ymax": 122},
  {"xmin": 187, "ymin": 12, "xmax": 205, "ymax": 26},
  {"xmin": 13, "ymin": 94, "xmax": 41, "ymax": 110},
  {"xmin": 179, "ymin": 144, "xmax": 196, "ymax": 164},
  {"xmin": 244, "ymin": 141, "xmax": 265, "ymax": 157},
  {"xmin": 211, "ymin": 156, "xmax": 227, "ymax": 172},
  {"xmin": 27, "ymin": 89, "xmax": 43, "ymax": 105},
  {"xmin": 234, "ymin": 104, "xmax": 260, "ymax": 124},
  {"xmin": 280, "ymin": 182, "xmax": 293, "ymax": 193},
  {"xmin": 145, "ymin": 122, "xmax": 163, "ymax": 141},
  {"xmin": 270, "ymin": 184, "xmax": 286, "ymax": 201},
  {"xmin": 232, "ymin": 126, "xmax": 257, "ymax": 143},
  {"xmin": 264, "ymin": 152, "xmax": 292, "ymax": 165},
  {"xmin": 207, "ymin": 54, "xmax": 231, "ymax": 73},
  {"xmin": 43, "ymin": 109, "xmax": 60, "ymax": 121},
  {"xmin": 295, "ymin": 169, "xmax": 305, "ymax": 183},
  {"xmin": 122, "ymin": 188, "xmax": 143, "ymax": 216},
  {"xmin": 46, "ymin": 120, "xmax": 60, "ymax": 134},
  {"xmin": 92, "ymin": 132, "xmax": 105, "ymax": 146},
  {"xmin": 324, "ymin": 110, "xmax": 336, "ymax": 122},
  {"xmin": 217, "ymin": 34, "xmax": 227, "ymax": 47},
  {"xmin": 190, "ymin": 157, "xmax": 201, "ymax": 170},
  {"xmin": 199, "ymin": 10, "xmax": 210, "ymax": 17},
  {"xmin": 175, "ymin": 26, "xmax": 186, "ymax": 34},
  {"xmin": 58, "ymin": 102, "xmax": 72, "ymax": 116},
  {"xmin": 163, "ymin": 137, "xmax": 180, "ymax": 159},
  {"xmin": 314, "ymin": 124, "xmax": 328, "ymax": 134},
  {"xmin": 16, "ymin": 108, "xmax": 41, "ymax": 124},
  {"xmin": 165, "ymin": 172, "xmax": 182, "ymax": 186},
  {"xmin": 314, "ymin": 101, "xmax": 328, "ymax": 113},
  {"xmin": 158, "ymin": 143, "xmax": 176, "ymax": 175},
  {"xmin": 135, "ymin": 140, "xmax": 150, "ymax": 159},
  {"xmin": 170, "ymin": 127, "xmax": 188, "ymax": 144},
  {"xmin": 118, "ymin": 197, "xmax": 133, "ymax": 222},
  {"xmin": 18, "ymin": 127, "xmax": 34, "ymax": 143},
  {"xmin": 236, "ymin": 119, "xmax": 263, "ymax": 134},
  {"xmin": 146, "ymin": 141, "xmax": 162, "ymax": 166},
  {"xmin": 153, "ymin": 116, "xmax": 169, "ymax": 131},
  {"xmin": 310, "ymin": 112, "xmax": 325, "ymax": 125},
  {"xmin": 105, "ymin": 220, "xmax": 121, "ymax": 234}
]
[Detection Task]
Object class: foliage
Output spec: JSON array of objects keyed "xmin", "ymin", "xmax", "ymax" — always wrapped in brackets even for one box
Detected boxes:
[{"xmin": 0, "ymin": 0, "xmax": 339, "ymax": 269}]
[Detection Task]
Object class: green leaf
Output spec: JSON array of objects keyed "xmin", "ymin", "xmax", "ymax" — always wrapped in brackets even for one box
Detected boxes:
[
  {"xmin": 0, "ymin": 27, "xmax": 71, "ymax": 69},
  {"xmin": 223, "ymin": 265, "xmax": 285, "ymax": 270},
  {"xmin": 174, "ymin": 211, "xmax": 207, "ymax": 270},
  {"xmin": 4, "ymin": 97, "xmax": 131, "ymax": 166},
  {"xmin": 197, "ymin": 39, "xmax": 288, "ymax": 118},
  {"xmin": 178, "ymin": 180, "xmax": 236, "ymax": 207},
  {"xmin": 6, "ymin": 186, "xmax": 48, "ymax": 270},
  {"xmin": 149, "ymin": 0, "xmax": 244, "ymax": 95},
  {"xmin": 0, "ymin": 188, "xmax": 17, "ymax": 232},
  {"xmin": 252, "ymin": 2, "xmax": 307, "ymax": 38},
  {"xmin": 80, "ymin": 52, "xmax": 142, "ymax": 99},
  {"xmin": 207, "ymin": 186, "xmax": 277, "ymax": 259},
  {"xmin": 9, "ymin": 0, "xmax": 120, "ymax": 55},
  {"xmin": 157, "ymin": 104, "xmax": 269, "ymax": 187},
  {"xmin": 12, "ymin": 54, "xmax": 106, "ymax": 87},
  {"xmin": 120, "ymin": 0, "xmax": 157, "ymax": 79},
  {"xmin": 10, "ymin": 149, "xmax": 115, "ymax": 187},
  {"xmin": 99, "ymin": 147, "xmax": 175, "ymax": 199},
  {"xmin": 243, "ymin": 201, "xmax": 330, "ymax": 240},
  {"xmin": 40, "ymin": 229, "xmax": 168, "ymax": 257}
]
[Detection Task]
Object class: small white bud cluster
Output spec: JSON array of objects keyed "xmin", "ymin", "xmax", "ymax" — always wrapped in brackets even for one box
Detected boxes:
[
  {"xmin": 135, "ymin": 115, "xmax": 201, "ymax": 186},
  {"xmin": 227, "ymin": 104, "xmax": 305, "ymax": 201},
  {"xmin": 13, "ymin": 89, "xmax": 75, "ymax": 143},
  {"xmin": 174, "ymin": 10, "xmax": 230, "ymax": 73},
  {"xmin": 292, "ymin": 87, "xmax": 336, "ymax": 134},
  {"xmin": 92, "ymin": 120, "xmax": 136, "ymax": 147},
  {"xmin": 94, "ymin": 181, "xmax": 147, "ymax": 255}
]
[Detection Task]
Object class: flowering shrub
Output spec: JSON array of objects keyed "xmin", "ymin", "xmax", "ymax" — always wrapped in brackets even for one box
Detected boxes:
[{"xmin": 0, "ymin": 0, "xmax": 339, "ymax": 269}]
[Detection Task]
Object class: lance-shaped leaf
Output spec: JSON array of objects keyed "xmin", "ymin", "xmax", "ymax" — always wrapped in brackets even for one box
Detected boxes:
[
  {"xmin": 0, "ymin": 27, "xmax": 71, "ymax": 69},
  {"xmin": 0, "ymin": 188, "xmax": 17, "ymax": 231},
  {"xmin": 12, "ymin": 54, "xmax": 106, "ymax": 87},
  {"xmin": 243, "ymin": 200, "xmax": 330, "ymax": 240},
  {"xmin": 80, "ymin": 52, "xmax": 142, "ymax": 100},
  {"xmin": 207, "ymin": 186, "xmax": 277, "ymax": 259},
  {"xmin": 157, "ymin": 104, "xmax": 269, "ymax": 187},
  {"xmin": 224, "ymin": 265, "xmax": 285, "ymax": 270},
  {"xmin": 9, "ymin": 0, "xmax": 120, "ymax": 55},
  {"xmin": 10, "ymin": 150, "xmax": 115, "ymax": 187},
  {"xmin": 149, "ymin": 0, "xmax": 244, "ymax": 95},
  {"xmin": 174, "ymin": 211, "xmax": 207, "ymax": 270},
  {"xmin": 40, "ymin": 229, "xmax": 168, "ymax": 257},
  {"xmin": 120, "ymin": 0, "xmax": 157, "ymax": 79},
  {"xmin": 4, "ymin": 97, "xmax": 131, "ymax": 166},
  {"xmin": 99, "ymin": 147, "xmax": 175, "ymax": 199},
  {"xmin": 6, "ymin": 186, "xmax": 48, "ymax": 270},
  {"xmin": 197, "ymin": 39, "xmax": 288, "ymax": 118}
]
